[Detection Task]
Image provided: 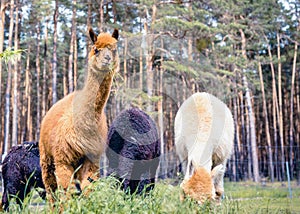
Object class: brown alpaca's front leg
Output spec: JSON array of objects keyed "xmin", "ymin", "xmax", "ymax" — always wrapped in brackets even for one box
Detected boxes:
[
  {"xmin": 55, "ymin": 163, "xmax": 77, "ymax": 193},
  {"xmin": 40, "ymin": 158, "xmax": 57, "ymax": 204},
  {"xmin": 77, "ymin": 159, "xmax": 99, "ymax": 192}
]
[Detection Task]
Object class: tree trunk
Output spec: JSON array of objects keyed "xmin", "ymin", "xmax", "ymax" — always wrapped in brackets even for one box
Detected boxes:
[
  {"xmin": 52, "ymin": 0, "xmax": 58, "ymax": 104},
  {"xmin": 265, "ymin": 36, "xmax": 281, "ymax": 180},
  {"xmin": 145, "ymin": 2, "xmax": 157, "ymax": 112},
  {"xmin": 124, "ymin": 37, "xmax": 128, "ymax": 87},
  {"xmin": 273, "ymin": 90, "xmax": 280, "ymax": 180},
  {"xmin": 297, "ymin": 67, "xmax": 300, "ymax": 185},
  {"xmin": 245, "ymin": 96, "xmax": 252, "ymax": 180},
  {"xmin": 68, "ymin": 0, "xmax": 76, "ymax": 93},
  {"xmin": 240, "ymin": 28, "xmax": 259, "ymax": 182},
  {"xmin": 42, "ymin": 20, "xmax": 48, "ymax": 117},
  {"xmin": 258, "ymin": 61, "xmax": 274, "ymax": 182},
  {"xmin": 86, "ymin": 0, "xmax": 91, "ymax": 67},
  {"xmin": 24, "ymin": 44, "xmax": 32, "ymax": 141},
  {"xmin": 158, "ymin": 37, "xmax": 165, "ymax": 178},
  {"xmin": 239, "ymin": 91, "xmax": 246, "ymax": 180},
  {"xmin": 289, "ymin": 40, "xmax": 298, "ymax": 180},
  {"xmin": 36, "ymin": 24, "xmax": 41, "ymax": 140},
  {"xmin": 145, "ymin": 37, "xmax": 153, "ymax": 112},
  {"xmin": 98, "ymin": 0, "xmax": 104, "ymax": 32},
  {"xmin": 0, "ymin": 0, "xmax": 7, "ymax": 146},
  {"xmin": 277, "ymin": 33, "xmax": 285, "ymax": 178},
  {"xmin": 233, "ymin": 70, "xmax": 241, "ymax": 181},
  {"xmin": 12, "ymin": 5, "xmax": 19, "ymax": 146},
  {"xmin": 139, "ymin": 44, "xmax": 143, "ymax": 106},
  {"xmin": 245, "ymin": 76, "xmax": 260, "ymax": 182},
  {"xmin": 74, "ymin": 31, "xmax": 78, "ymax": 89},
  {"xmin": 63, "ymin": 56, "xmax": 68, "ymax": 97},
  {"xmin": 3, "ymin": 0, "xmax": 15, "ymax": 158},
  {"xmin": 187, "ymin": 36, "xmax": 196, "ymax": 92},
  {"xmin": 296, "ymin": 21, "xmax": 300, "ymax": 185}
]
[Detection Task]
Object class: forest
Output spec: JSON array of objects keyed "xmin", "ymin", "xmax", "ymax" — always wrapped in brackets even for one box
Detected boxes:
[{"xmin": 0, "ymin": 0, "xmax": 299, "ymax": 183}]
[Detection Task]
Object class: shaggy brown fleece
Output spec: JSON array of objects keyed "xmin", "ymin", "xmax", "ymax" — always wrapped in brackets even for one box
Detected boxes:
[
  {"xmin": 39, "ymin": 28, "xmax": 119, "ymax": 203},
  {"xmin": 180, "ymin": 167, "xmax": 213, "ymax": 204}
]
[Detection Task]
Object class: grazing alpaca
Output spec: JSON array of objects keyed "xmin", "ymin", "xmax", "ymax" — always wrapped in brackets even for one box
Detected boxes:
[
  {"xmin": 106, "ymin": 108, "xmax": 161, "ymax": 194},
  {"xmin": 1, "ymin": 141, "xmax": 45, "ymax": 211},
  {"xmin": 39, "ymin": 28, "xmax": 119, "ymax": 202},
  {"xmin": 174, "ymin": 92, "xmax": 234, "ymax": 204}
]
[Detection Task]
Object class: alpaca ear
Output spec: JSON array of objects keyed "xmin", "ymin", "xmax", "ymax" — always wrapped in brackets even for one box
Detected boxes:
[
  {"xmin": 89, "ymin": 28, "xmax": 98, "ymax": 44},
  {"xmin": 112, "ymin": 29, "xmax": 119, "ymax": 40},
  {"xmin": 211, "ymin": 164, "xmax": 224, "ymax": 181}
]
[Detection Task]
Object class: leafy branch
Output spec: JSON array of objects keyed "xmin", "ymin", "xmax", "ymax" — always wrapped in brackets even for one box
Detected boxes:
[{"xmin": 0, "ymin": 48, "xmax": 26, "ymax": 65}]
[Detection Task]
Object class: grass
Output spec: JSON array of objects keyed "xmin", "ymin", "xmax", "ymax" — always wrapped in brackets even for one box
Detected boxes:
[
  {"xmin": 223, "ymin": 181, "xmax": 300, "ymax": 214},
  {"xmin": 2, "ymin": 177, "xmax": 300, "ymax": 214}
]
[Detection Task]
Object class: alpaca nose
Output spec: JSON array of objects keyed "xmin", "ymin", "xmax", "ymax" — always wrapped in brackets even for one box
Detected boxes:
[{"xmin": 104, "ymin": 55, "xmax": 111, "ymax": 61}]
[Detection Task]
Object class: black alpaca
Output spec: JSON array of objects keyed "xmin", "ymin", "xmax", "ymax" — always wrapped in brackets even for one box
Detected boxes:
[
  {"xmin": 106, "ymin": 108, "xmax": 161, "ymax": 194},
  {"xmin": 1, "ymin": 141, "xmax": 45, "ymax": 210}
]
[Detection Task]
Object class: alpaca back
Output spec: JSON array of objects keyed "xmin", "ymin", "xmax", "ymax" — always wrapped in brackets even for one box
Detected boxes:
[
  {"xmin": 1, "ymin": 141, "xmax": 45, "ymax": 210},
  {"xmin": 1, "ymin": 141, "xmax": 43, "ymax": 188},
  {"xmin": 106, "ymin": 108, "xmax": 161, "ymax": 194}
]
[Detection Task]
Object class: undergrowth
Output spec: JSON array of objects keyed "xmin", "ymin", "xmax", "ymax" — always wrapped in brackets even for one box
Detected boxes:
[{"xmin": 2, "ymin": 177, "xmax": 300, "ymax": 214}]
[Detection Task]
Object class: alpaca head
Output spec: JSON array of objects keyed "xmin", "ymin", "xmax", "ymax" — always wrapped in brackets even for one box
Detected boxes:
[
  {"xmin": 180, "ymin": 165, "xmax": 224, "ymax": 204},
  {"xmin": 88, "ymin": 28, "xmax": 119, "ymax": 74}
]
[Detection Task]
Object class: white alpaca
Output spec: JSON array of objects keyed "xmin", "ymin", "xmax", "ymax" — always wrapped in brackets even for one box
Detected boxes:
[{"xmin": 175, "ymin": 92, "xmax": 234, "ymax": 204}]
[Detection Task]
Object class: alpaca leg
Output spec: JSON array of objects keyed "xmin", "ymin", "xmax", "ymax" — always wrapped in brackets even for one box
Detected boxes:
[
  {"xmin": 212, "ymin": 163, "xmax": 226, "ymax": 202},
  {"xmin": 130, "ymin": 161, "xmax": 145, "ymax": 194},
  {"xmin": 15, "ymin": 190, "xmax": 25, "ymax": 209},
  {"xmin": 214, "ymin": 172, "xmax": 225, "ymax": 198},
  {"xmin": 5, "ymin": 182, "xmax": 25, "ymax": 209},
  {"xmin": 77, "ymin": 159, "xmax": 99, "ymax": 192},
  {"xmin": 180, "ymin": 159, "xmax": 188, "ymax": 177},
  {"xmin": 55, "ymin": 163, "xmax": 75, "ymax": 192},
  {"xmin": 1, "ymin": 189, "xmax": 8, "ymax": 211},
  {"xmin": 118, "ymin": 156, "xmax": 134, "ymax": 193},
  {"xmin": 148, "ymin": 158, "xmax": 159, "ymax": 191},
  {"xmin": 185, "ymin": 157, "xmax": 192, "ymax": 180},
  {"xmin": 40, "ymin": 158, "xmax": 57, "ymax": 203},
  {"xmin": 149, "ymin": 159, "xmax": 159, "ymax": 181},
  {"xmin": 176, "ymin": 137, "xmax": 188, "ymax": 176}
]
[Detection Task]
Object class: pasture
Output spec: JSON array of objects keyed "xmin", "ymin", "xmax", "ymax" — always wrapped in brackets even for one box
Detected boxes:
[{"xmin": 1, "ymin": 177, "xmax": 299, "ymax": 214}]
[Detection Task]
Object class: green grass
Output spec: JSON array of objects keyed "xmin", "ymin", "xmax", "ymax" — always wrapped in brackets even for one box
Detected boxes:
[
  {"xmin": 2, "ymin": 178, "xmax": 300, "ymax": 214},
  {"xmin": 222, "ymin": 181, "xmax": 300, "ymax": 214}
]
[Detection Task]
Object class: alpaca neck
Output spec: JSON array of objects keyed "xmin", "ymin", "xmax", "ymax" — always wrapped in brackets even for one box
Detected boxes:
[
  {"xmin": 80, "ymin": 67, "xmax": 115, "ymax": 116},
  {"xmin": 93, "ymin": 71, "xmax": 114, "ymax": 114}
]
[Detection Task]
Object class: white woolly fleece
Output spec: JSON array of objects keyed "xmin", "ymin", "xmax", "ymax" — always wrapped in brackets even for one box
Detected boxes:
[{"xmin": 175, "ymin": 92, "xmax": 234, "ymax": 178}]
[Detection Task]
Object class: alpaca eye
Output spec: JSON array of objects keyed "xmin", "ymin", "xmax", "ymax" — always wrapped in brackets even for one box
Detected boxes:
[
  {"xmin": 107, "ymin": 44, "xmax": 116, "ymax": 50},
  {"xmin": 216, "ymin": 191, "xmax": 222, "ymax": 197},
  {"xmin": 94, "ymin": 48, "xmax": 99, "ymax": 55}
]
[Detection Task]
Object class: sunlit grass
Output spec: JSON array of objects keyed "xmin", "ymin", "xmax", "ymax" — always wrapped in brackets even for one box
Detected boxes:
[
  {"xmin": 224, "ymin": 180, "xmax": 300, "ymax": 199},
  {"xmin": 1, "ymin": 178, "xmax": 299, "ymax": 213}
]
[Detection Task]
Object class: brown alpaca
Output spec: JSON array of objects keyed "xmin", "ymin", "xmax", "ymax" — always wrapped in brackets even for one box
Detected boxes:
[{"xmin": 39, "ymin": 28, "xmax": 119, "ymax": 202}]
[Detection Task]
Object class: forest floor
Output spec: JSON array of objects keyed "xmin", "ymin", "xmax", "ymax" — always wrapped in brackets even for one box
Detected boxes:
[{"xmin": 0, "ymin": 177, "xmax": 299, "ymax": 213}]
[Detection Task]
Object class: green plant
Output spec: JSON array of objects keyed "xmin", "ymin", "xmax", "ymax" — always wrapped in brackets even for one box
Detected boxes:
[{"xmin": 2, "ymin": 179, "xmax": 299, "ymax": 214}]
